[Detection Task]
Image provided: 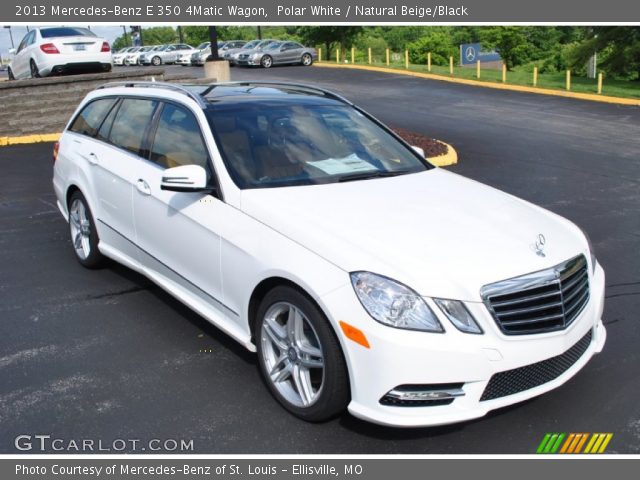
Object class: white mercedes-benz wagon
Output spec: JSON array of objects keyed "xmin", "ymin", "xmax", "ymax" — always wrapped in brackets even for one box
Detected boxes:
[{"xmin": 52, "ymin": 81, "xmax": 606, "ymax": 427}]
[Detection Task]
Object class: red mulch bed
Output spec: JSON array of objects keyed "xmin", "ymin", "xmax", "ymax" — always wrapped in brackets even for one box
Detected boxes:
[{"xmin": 393, "ymin": 127, "xmax": 448, "ymax": 157}]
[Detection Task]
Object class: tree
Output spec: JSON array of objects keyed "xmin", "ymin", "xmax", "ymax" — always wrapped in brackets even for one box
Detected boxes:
[
  {"xmin": 569, "ymin": 27, "xmax": 640, "ymax": 79},
  {"xmin": 296, "ymin": 27, "xmax": 363, "ymax": 54},
  {"xmin": 407, "ymin": 29, "xmax": 458, "ymax": 65},
  {"xmin": 481, "ymin": 27, "xmax": 530, "ymax": 70}
]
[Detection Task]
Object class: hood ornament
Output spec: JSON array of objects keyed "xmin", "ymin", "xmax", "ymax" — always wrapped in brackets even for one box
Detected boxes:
[{"xmin": 534, "ymin": 234, "xmax": 546, "ymax": 257}]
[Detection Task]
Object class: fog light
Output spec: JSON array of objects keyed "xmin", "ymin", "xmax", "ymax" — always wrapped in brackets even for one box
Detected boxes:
[{"xmin": 380, "ymin": 383, "xmax": 465, "ymax": 407}]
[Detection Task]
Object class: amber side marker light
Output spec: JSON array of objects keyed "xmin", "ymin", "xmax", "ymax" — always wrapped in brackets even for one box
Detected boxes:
[{"xmin": 339, "ymin": 321, "xmax": 370, "ymax": 349}]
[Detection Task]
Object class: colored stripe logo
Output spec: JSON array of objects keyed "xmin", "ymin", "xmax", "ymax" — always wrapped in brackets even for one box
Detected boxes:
[{"xmin": 537, "ymin": 433, "xmax": 613, "ymax": 454}]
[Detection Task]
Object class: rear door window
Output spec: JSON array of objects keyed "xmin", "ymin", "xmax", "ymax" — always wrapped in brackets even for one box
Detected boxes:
[
  {"xmin": 108, "ymin": 98, "xmax": 158, "ymax": 157},
  {"xmin": 69, "ymin": 98, "xmax": 118, "ymax": 138}
]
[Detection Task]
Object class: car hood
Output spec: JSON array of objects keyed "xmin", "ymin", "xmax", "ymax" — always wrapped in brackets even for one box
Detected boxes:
[{"xmin": 240, "ymin": 169, "xmax": 588, "ymax": 301}]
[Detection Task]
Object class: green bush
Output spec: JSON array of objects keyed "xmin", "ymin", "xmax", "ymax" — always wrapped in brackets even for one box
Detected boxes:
[{"xmin": 407, "ymin": 32, "xmax": 458, "ymax": 66}]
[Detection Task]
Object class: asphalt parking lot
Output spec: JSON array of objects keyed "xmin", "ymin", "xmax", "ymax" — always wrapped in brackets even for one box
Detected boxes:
[{"xmin": 1, "ymin": 64, "xmax": 639, "ymax": 453}]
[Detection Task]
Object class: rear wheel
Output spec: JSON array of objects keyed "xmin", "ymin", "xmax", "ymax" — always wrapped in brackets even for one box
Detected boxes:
[
  {"xmin": 260, "ymin": 55, "xmax": 273, "ymax": 68},
  {"xmin": 68, "ymin": 191, "xmax": 104, "ymax": 268},
  {"xmin": 301, "ymin": 53, "xmax": 313, "ymax": 66},
  {"xmin": 151, "ymin": 56, "xmax": 162, "ymax": 66},
  {"xmin": 30, "ymin": 59, "xmax": 40, "ymax": 78},
  {"xmin": 255, "ymin": 286, "xmax": 350, "ymax": 421}
]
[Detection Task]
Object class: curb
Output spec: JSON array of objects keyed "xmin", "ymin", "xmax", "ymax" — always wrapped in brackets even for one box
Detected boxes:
[
  {"xmin": 315, "ymin": 63, "xmax": 640, "ymax": 107},
  {"xmin": 0, "ymin": 133, "xmax": 61, "ymax": 147},
  {"xmin": 429, "ymin": 141, "xmax": 458, "ymax": 167}
]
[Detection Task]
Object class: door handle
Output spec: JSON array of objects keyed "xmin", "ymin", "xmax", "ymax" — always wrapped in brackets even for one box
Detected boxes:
[
  {"xmin": 86, "ymin": 152, "xmax": 99, "ymax": 166},
  {"xmin": 136, "ymin": 179, "xmax": 151, "ymax": 196}
]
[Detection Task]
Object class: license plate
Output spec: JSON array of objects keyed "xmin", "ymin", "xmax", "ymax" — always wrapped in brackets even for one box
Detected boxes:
[{"xmin": 73, "ymin": 45, "xmax": 86, "ymax": 51}]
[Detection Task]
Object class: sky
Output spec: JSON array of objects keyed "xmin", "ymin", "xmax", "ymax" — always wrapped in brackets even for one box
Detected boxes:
[{"xmin": 0, "ymin": 26, "xmax": 130, "ymax": 60}]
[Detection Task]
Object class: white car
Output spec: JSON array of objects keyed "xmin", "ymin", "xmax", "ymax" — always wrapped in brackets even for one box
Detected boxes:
[
  {"xmin": 124, "ymin": 46, "xmax": 156, "ymax": 66},
  {"xmin": 176, "ymin": 51, "xmax": 193, "ymax": 66},
  {"xmin": 52, "ymin": 81, "xmax": 606, "ymax": 427},
  {"xmin": 141, "ymin": 44, "xmax": 195, "ymax": 66},
  {"xmin": 8, "ymin": 27, "xmax": 112, "ymax": 80},
  {"xmin": 112, "ymin": 47, "xmax": 135, "ymax": 66}
]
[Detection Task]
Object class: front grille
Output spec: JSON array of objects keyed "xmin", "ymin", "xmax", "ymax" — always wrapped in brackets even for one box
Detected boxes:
[
  {"xmin": 481, "ymin": 255, "xmax": 590, "ymax": 335},
  {"xmin": 239, "ymin": 54, "xmax": 249, "ymax": 59},
  {"xmin": 480, "ymin": 329, "xmax": 592, "ymax": 401}
]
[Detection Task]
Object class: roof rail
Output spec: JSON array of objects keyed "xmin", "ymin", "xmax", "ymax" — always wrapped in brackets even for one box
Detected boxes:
[
  {"xmin": 96, "ymin": 80, "xmax": 352, "ymax": 108},
  {"xmin": 200, "ymin": 81, "xmax": 354, "ymax": 105},
  {"xmin": 96, "ymin": 81, "xmax": 208, "ymax": 108}
]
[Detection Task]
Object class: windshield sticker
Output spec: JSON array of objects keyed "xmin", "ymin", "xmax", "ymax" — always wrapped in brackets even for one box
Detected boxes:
[{"xmin": 308, "ymin": 154, "xmax": 378, "ymax": 175}]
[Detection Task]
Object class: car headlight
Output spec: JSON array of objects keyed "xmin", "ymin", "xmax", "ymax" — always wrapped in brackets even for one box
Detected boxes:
[
  {"xmin": 350, "ymin": 272, "xmax": 443, "ymax": 333},
  {"xmin": 433, "ymin": 299, "xmax": 483, "ymax": 334}
]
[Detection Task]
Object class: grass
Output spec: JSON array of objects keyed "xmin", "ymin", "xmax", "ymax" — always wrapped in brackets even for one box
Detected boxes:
[{"xmin": 320, "ymin": 57, "xmax": 640, "ymax": 100}]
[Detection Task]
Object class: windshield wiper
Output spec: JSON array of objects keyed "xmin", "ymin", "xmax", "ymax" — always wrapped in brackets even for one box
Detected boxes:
[{"xmin": 337, "ymin": 169, "xmax": 412, "ymax": 183}]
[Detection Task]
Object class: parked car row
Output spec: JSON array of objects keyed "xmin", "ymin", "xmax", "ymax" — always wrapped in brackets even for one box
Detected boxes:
[
  {"xmin": 7, "ymin": 27, "xmax": 112, "ymax": 80},
  {"xmin": 115, "ymin": 39, "xmax": 317, "ymax": 69},
  {"xmin": 6, "ymin": 31, "xmax": 319, "ymax": 80}
]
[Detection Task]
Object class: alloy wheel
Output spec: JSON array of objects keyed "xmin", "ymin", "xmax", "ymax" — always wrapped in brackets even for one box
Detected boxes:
[
  {"xmin": 69, "ymin": 198, "xmax": 92, "ymax": 260},
  {"xmin": 260, "ymin": 302, "xmax": 325, "ymax": 407}
]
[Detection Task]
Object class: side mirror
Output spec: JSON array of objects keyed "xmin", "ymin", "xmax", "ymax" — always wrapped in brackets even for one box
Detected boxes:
[
  {"xmin": 160, "ymin": 165, "xmax": 210, "ymax": 193},
  {"xmin": 9, "ymin": 48, "xmax": 16, "ymax": 55},
  {"xmin": 411, "ymin": 145, "xmax": 425, "ymax": 158}
]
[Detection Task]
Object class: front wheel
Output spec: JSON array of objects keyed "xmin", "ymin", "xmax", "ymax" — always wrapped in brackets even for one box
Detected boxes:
[
  {"xmin": 260, "ymin": 55, "xmax": 273, "ymax": 68},
  {"xmin": 151, "ymin": 56, "xmax": 162, "ymax": 66},
  {"xmin": 68, "ymin": 191, "xmax": 105, "ymax": 268},
  {"xmin": 301, "ymin": 53, "xmax": 313, "ymax": 66},
  {"xmin": 255, "ymin": 286, "xmax": 350, "ymax": 422}
]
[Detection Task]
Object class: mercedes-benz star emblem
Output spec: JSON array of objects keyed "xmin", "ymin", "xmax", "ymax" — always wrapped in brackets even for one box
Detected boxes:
[
  {"xmin": 534, "ymin": 234, "xmax": 546, "ymax": 257},
  {"xmin": 465, "ymin": 46, "xmax": 476, "ymax": 62}
]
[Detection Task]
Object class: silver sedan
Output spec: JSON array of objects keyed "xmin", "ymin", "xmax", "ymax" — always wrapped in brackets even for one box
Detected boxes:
[{"xmin": 235, "ymin": 41, "xmax": 317, "ymax": 68}]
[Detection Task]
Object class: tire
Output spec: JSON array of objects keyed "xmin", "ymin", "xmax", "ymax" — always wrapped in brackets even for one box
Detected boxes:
[
  {"xmin": 7, "ymin": 67, "xmax": 15, "ymax": 80},
  {"xmin": 68, "ymin": 191, "xmax": 104, "ymax": 269},
  {"xmin": 151, "ymin": 56, "xmax": 162, "ymax": 66},
  {"xmin": 301, "ymin": 53, "xmax": 313, "ymax": 66},
  {"xmin": 260, "ymin": 55, "xmax": 273, "ymax": 68},
  {"xmin": 255, "ymin": 286, "xmax": 350, "ymax": 422},
  {"xmin": 30, "ymin": 59, "xmax": 40, "ymax": 78}
]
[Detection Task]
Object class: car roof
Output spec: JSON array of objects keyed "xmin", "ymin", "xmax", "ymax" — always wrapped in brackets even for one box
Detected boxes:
[{"xmin": 94, "ymin": 82, "xmax": 352, "ymax": 110}]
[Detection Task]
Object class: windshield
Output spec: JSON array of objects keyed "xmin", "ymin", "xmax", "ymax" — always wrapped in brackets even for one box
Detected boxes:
[
  {"xmin": 196, "ymin": 42, "xmax": 210, "ymax": 50},
  {"xmin": 243, "ymin": 40, "xmax": 260, "ymax": 49},
  {"xmin": 257, "ymin": 40, "xmax": 274, "ymax": 49},
  {"xmin": 206, "ymin": 102, "xmax": 430, "ymax": 189},
  {"xmin": 40, "ymin": 27, "xmax": 95, "ymax": 38}
]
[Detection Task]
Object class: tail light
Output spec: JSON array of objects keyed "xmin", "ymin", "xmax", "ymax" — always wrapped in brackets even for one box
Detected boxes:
[
  {"xmin": 53, "ymin": 142, "xmax": 60, "ymax": 163},
  {"xmin": 101, "ymin": 42, "xmax": 111, "ymax": 52},
  {"xmin": 40, "ymin": 43, "xmax": 60, "ymax": 54}
]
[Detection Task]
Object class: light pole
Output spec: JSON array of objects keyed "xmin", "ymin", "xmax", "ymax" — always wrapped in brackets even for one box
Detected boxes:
[
  {"xmin": 121, "ymin": 25, "xmax": 129, "ymax": 46},
  {"xmin": 207, "ymin": 26, "xmax": 219, "ymax": 61},
  {"xmin": 3, "ymin": 26, "xmax": 14, "ymax": 49},
  {"xmin": 204, "ymin": 26, "xmax": 230, "ymax": 81}
]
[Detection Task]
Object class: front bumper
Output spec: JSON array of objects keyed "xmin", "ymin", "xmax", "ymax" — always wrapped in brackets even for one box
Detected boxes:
[{"xmin": 320, "ymin": 262, "xmax": 607, "ymax": 427}]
